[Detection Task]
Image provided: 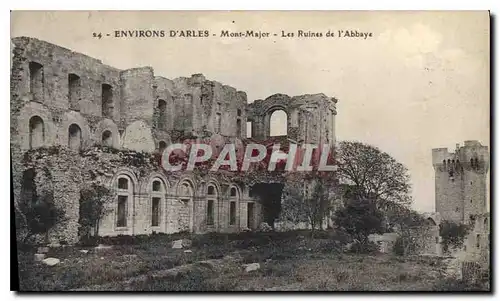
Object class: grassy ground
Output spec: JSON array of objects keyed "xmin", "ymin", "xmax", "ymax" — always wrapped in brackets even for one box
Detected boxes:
[{"xmin": 15, "ymin": 230, "xmax": 489, "ymax": 291}]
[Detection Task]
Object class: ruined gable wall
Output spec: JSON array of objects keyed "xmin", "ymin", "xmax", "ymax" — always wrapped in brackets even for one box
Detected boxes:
[
  {"xmin": 11, "ymin": 37, "xmax": 122, "ymax": 120},
  {"xmin": 247, "ymin": 93, "xmax": 337, "ymax": 144}
]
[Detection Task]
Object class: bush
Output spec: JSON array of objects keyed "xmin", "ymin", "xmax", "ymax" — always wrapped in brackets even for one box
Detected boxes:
[
  {"xmin": 393, "ymin": 237, "xmax": 405, "ymax": 256},
  {"xmin": 439, "ymin": 220, "xmax": 470, "ymax": 253},
  {"xmin": 78, "ymin": 184, "xmax": 115, "ymax": 240},
  {"xmin": 347, "ymin": 241, "xmax": 380, "ymax": 254}
]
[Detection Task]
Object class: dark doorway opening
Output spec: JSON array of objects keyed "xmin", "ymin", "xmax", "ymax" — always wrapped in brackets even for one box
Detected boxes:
[
  {"xmin": 247, "ymin": 203, "xmax": 255, "ymax": 229},
  {"xmin": 251, "ymin": 183, "xmax": 284, "ymax": 227}
]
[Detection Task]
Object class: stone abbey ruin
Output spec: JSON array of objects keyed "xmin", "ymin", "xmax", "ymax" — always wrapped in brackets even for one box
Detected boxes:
[{"xmin": 11, "ymin": 37, "xmax": 338, "ymax": 244}]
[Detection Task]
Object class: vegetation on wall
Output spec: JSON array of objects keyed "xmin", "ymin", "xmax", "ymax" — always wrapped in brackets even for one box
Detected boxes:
[
  {"xmin": 78, "ymin": 183, "xmax": 116, "ymax": 242},
  {"xmin": 17, "ymin": 168, "xmax": 66, "ymax": 244},
  {"xmin": 439, "ymin": 220, "xmax": 470, "ymax": 253}
]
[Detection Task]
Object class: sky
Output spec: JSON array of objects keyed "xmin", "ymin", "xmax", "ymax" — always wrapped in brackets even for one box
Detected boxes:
[{"xmin": 11, "ymin": 11, "xmax": 490, "ymax": 212}]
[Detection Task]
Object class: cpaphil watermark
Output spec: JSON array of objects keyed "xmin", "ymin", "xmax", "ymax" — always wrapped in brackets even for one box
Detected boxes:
[{"xmin": 160, "ymin": 140, "xmax": 337, "ymax": 173}]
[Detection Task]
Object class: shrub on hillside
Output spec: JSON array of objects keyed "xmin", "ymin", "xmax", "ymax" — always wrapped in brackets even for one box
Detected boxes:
[{"xmin": 347, "ymin": 241, "xmax": 380, "ymax": 254}]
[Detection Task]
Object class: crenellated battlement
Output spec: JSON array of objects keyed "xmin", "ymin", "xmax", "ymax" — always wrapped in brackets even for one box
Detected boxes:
[
  {"xmin": 432, "ymin": 141, "xmax": 489, "ymax": 225},
  {"xmin": 432, "ymin": 141, "xmax": 489, "ymax": 172}
]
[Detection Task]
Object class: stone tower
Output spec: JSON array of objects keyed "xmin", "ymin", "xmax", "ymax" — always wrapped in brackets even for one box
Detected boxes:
[{"xmin": 432, "ymin": 140, "xmax": 489, "ymax": 223}]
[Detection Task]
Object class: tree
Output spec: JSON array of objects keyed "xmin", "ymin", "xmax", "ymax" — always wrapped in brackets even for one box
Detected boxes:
[
  {"xmin": 281, "ymin": 176, "xmax": 332, "ymax": 236},
  {"xmin": 333, "ymin": 196, "xmax": 385, "ymax": 244},
  {"xmin": 392, "ymin": 209, "xmax": 426, "ymax": 256},
  {"xmin": 78, "ymin": 183, "xmax": 115, "ymax": 240},
  {"xmin": 336, "ymin": 141, "xmax": 412, "ymax": 208}
]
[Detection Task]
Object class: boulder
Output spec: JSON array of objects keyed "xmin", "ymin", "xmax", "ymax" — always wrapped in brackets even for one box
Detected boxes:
[
  {"xmin": 182, "ymin": 239, "xmax": 192, "ymax": 248},
  {"xmin": 258, "ymin": 222, "xmax": 273, "ymax": 232},
  {"xmin": 47, "ymin": 242, "xmax": 61, "ymax": 248},
  {"xmin": 42, "ymin": 258, "xmax": 60, "ymax": 266},
  {"xmin": 34, "ymin": 253, "xmax": 45, "ymax": 262},
  {"xmin": 172, "ymin": 240, "xmax": 183, "ymax": 249},
  {"xmin": 242, "ymin": 262, "xmax": 260, "ymax": 272},
  {"xmin": 37, "ymin": 247, "xmax": 49, "ymax": 254},
  {"xmin": 95, "ymin": 244, "xmax": 113, "ymax": 251},
  {"xmin": 79, "ymin": 250, "xmax": 89, "ymax": 254},
  {"xmin": 184, "ymin": 250, "xmax": 193, "ymax": 253}
]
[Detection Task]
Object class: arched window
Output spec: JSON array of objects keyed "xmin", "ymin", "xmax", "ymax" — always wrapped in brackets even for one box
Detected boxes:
[
  {"xmin": 102, "ymin": 84, "xmax": 113, "ymax": 118},
  {"xmin": 180, "ymin": 182, "xmax": 193, "ymax": 200},
  {"xmin": 152, "ymin": 180, "xmax": 162, "ymax": 192},
  {"xmin": 208, "ymin": 185, "xmax": 215, "ymax": 196},
  {"xmin": 270, "ymin": 110, "xmax": 287, "ymax": 136},
  {"xmin": 178, "ymin": 181, "xmax": 194, "ymax": 231},
  {"xmin": 206, "ymin": 184, "xmax": 217, "ymax": 226},
  {"xmin": 118, "ymin": 178, "xmax": 128, "ymax": 190},
  {"xmin": 157, "ymin": 99, "xmax": 167, "ymax": 130},
  {"xmin": 484, "ymin": 217, "xmax": 488, "ymax": 229},
  {"xmin": 229, "ymin": 186, "xmax": 238, "ymax": 226},
  {"xmin": 237, "ymin": 109, "xmax": 242, "ymax": 117},
  {"xmin": 68, "ymin": 73, "xmax": 81, "ymax": 111},
  {"xmin": 102, "ymin": 130, "xmax": 112, "ymax": 147},
  {"xmin": 29, "ymin": 116, "xmax": 44, "ymax": 149},
  {"xmin": 116, "ymin": 175, "xmax": 133, "ymax": 228},
  {"xmin": 68, "ymin": 124, "xmax": 82, "ymax": 150},
  {"xmin": 29, "ymin": 62, "xmax": 44, "ymax": 102},
  {"xmin": 151, "ymin": 179, "xmax": 166, "ymax": 228}
]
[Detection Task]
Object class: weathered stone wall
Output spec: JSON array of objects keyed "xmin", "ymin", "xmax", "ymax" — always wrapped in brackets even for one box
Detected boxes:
[
  {"xmin": 19, "ymin": 146, "xmax": 264, "ymax": 243},
  {"xmin": 432, "ymin": 141, "xmax": 489, "ymax": 224},
  {"xmin": 247, "ymin": 93, "xmax": 337, "ymax": 145},
  {"xmin": 432, "ymin": 141, "xmax": 490, "ymax": 261},
  {"xmin": 120, "ymin": 67, "xmax": 155, "ymax": 126},
  {"xmin": 11, "ymin": 37, "xmax": 122, "ymax": 120},
  {"xmin": 11, "ymin": 37, "xmax": 339, "ymax": 242}
]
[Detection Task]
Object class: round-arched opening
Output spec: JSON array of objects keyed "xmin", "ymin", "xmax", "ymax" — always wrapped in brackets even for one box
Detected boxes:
[
  {"xmin": 207, "ymin": 185, "xmax": 216, "ymax": 196},
  {"xmin": 29, "ymin": 116, "xmax": 45, "ymax": 149},
  {"xmin": 151, "ymin": 178, "xmax": 166, "ymax": 228},
  {"xmin": 102, "ymin": 130, "xmax": 112, "ymax": 147},
  {"xmin": 116, "ymin": 175, "xmax": 133, "ymax": 228},
  {"xmin": 68, "ymin": 123, "xmax": 82, "ymax": 150},
  {"xmin": 269, "ymin": 110, "xmax": 287, "ymax": 136},
  {"xmin": 158, "ymin": 99, "xmax": 166, "ymax": 112}
]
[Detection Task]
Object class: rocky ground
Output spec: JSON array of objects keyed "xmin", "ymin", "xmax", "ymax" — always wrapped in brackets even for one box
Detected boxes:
[{"xmin": 14, "ymin": 230, "xmax": 489, "ymax": 291}]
